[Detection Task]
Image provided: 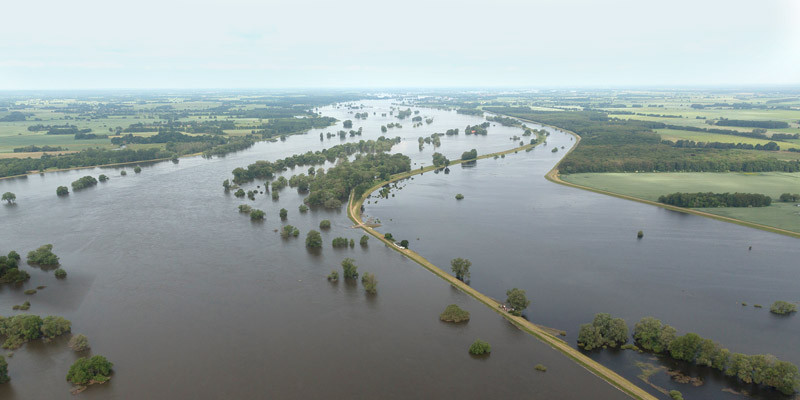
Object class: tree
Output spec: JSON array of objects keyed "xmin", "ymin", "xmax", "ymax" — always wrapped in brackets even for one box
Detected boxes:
[
  {"xmin": 668, "ymin": 333, "xmax": 702, "ymax": 362},
  {"xmin": 341, "ymin": 258, "xmax": 358, "ymax": 279},
  {"xmin": 469, "ymin": 339, "xmax": 491, "ymax": 355},
  {"xmin": 56, "ymin": 186, "xmax": 69, "ymax": 196},
  {"xmin": 299, "ymin": 204, "xmax": 308, "ymax": 213},
  {"xmin": 384, "ymin": 233, "xmax": 394, "ymax": 241},
  {"xmin": 249, "ymin": 209, "xmax": 265, "ymax": 220},
  {"xmin": 306, "ymin": 230, "xmax": 322, "ymax": 248},
  {"xmin": 450, "ymin": 258, "xmax": 471, "ymax": 281},
  {"xmin": 633, "ymin": 317, "xmax": 676, "ymax": 353},
  {"xmin": 69, "ymin": 334, "xmax": 90, "ymax": 352},
  {"xmin": 280, "ymin": 208, "xmax": 288, "ymax": 220},
  {"xmin": 770, "ymin": 301, "xmax": 797, "ymax": 315},
  {"xmin": 134, "ymin": 166, "xmax": 142, "ymax": 173},
  {"xmin": 505, "ymin": 288, "xmax": 531, "ymax": 317},
  {"xmin": 41, "ymin": 316, "xmax": 71, "ymax": 338},
  {"xmin": 27, "ymin": 244, "xmax": 59, "ymax": 266},
  {"xmin": 343, "ymin": 120, "xmax": 353, "ymax": 129},
  {"xmin": 66, "ymin": 355, "xmax": 113, "ymax": 385},
  {"xmin": 2, "ymin": 192, "xmax": 15, "ymax": 204},
  {"xmin": 54, "ymin": 268, "xmax": 67, "ymax": 279},
  {"xmin": 577, "ymin": 313, "xmax": 628, "ymax": 350},
  {"xmin": 332, "ymin": 237, "xmax": 349, "ymax": 248},
  {"xmin": 362, "ymin": 272, "xmax": 377, "ymax": 294},
  {"xmin": 461, "ymin": 149, "xmax": 478, "ymax": 160},
  {"xmin": 399, "ymin": 239, "xmax": 409, "ymax": 248},
  {"xmin": 98, "ymin": 174, "xmax": 109, "ymax": 182},
  {"xmin": 360, "ymin": 235, "xmax": 369, "ymax": 246},
  {"xmin": 319, "ymin": 220, "xmax": 331, "ymax": 229},
  {"xmin": 280, "ymin": 224, "xmax": 299, "ymax": 238},
  {"xmin": 0, "ymin": 355, "xmax": 7, "ymax": 384}
]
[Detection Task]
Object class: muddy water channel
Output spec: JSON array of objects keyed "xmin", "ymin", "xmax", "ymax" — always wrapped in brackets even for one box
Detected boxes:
[
  {"xmin": 365, "ymin": 121, "xmax": 800, "ymax": 400},
  {"xmin": 0, "ymin": 100, "xmax": 625, "ymax": 399}
]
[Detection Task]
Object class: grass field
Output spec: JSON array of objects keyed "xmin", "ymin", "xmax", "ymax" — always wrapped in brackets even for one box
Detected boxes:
[
  {"xmin": 656, "ymin": 129, "xmax": 800, "ymax": 150},
  {"xmin": 561, "ymin": 172, "xmax": 800, "ymax": 233}
]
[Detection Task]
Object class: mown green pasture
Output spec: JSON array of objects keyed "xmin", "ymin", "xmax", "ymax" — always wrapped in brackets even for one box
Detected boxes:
[{"xmin": 561, "ymin": 172, "xmax": 800, "ymax": 233}]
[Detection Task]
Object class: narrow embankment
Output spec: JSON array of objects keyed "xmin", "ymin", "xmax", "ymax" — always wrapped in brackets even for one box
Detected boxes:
[{"xmin": 347, "ymin": 142, "xmax": 657, "ymax": 400}]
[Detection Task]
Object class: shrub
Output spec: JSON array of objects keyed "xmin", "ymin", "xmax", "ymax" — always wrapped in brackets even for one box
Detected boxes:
[
  {"xmin": 238, "ymin": 204, "xmax": 252, "ymax": 213},
  {"xmin": 66, "ymin": 355, "xmax": 113, "ymax": 385},
  {"xmin": 234, "ymin": 189, "xmax": 245, "ymax": 198},
  {"xmin": 68, "ymin": 334, "xmax": 90, "ymax": 352},
  {"xmin": 319, "ymin": 220, "xmax": 331, "ymax": 229},
  {"xmin": 305, "ymin": 230, "xmax": 322, "ymax": 248},
  {"xmin": 56, "ymin": 186, "xmax": 69, "ymax": 196},
  {"xmin": 469, "ymin": 339, "xmax": 491, "ymax": 355},
  {"xmin": 439, "ymin": 304, "xmax": 470, "ymax": 322},
  {"xmin": 24, "ymin": 289, "xmax": 36, "ymax": 295},
  {"xmin": 327, "ymin": 270, "xmax": 339, "ymax": 281},
  {"xmin": 637, "ymin": 230, "xmax": 644, "ymax": 238},
  {"xmin": 299, "ymin": 204, "xmax": 309, "ymax": 213},
  {"xmin": 120, "ymin": 170, "xmax": 127, "ymax": 176},
  {"xmin": 54, "ymin": 268, "xmax": 67, "ymax": 279},
  {"xmin": 534, "ymin": 364, "xmax": 547, "ymax": 372},
  {"xmin": 98, "ymin": 174, "xmax": 109, "ymax": 182},
  {"xmin": 279, "ymin": 208, "xmax": 288, "ymax": 220},
  {"xmin": 455, "ymin": 193, "xmax": 464, "ymax": 200},
  {"xmin": 360, "ymin": 235, "xmax": 369, "ymax": 246},
  {"xmin": 770, "ymin": 301, "xmax": 797, "ymax": 315},
  {"xmin": 669, "ymin": 390, "xmax": 684, "ymax": 400},
  {"xmin": 133, "ymin": 166, "xmax": 142, "ymax": 173}
]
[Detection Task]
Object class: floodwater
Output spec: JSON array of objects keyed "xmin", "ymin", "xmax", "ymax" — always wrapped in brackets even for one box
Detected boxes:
[
  {"xmin": 0, "ymin": 100, "xmax": 626, "ymax": 399},
  {"xmin": 365, "ymin": 117, "xmax": 800, "ymax": 399}
]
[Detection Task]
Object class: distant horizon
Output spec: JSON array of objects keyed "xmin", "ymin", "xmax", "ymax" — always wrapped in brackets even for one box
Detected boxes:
[{"xmin": 2, "ymin": 0, "xmax": 798, "ymax": 90}]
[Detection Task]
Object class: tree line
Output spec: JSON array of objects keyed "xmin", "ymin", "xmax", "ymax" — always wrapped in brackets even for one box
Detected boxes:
[
  {"xmin": 658, "ymin": 192, "xmax": 772, "ymax": 208},
  {"xmin": 481, "ymin": 108, "xmax": 800, "ymax": 174},
  {"xmin": 230, "ymin": 136, "xmax": 401, "ymax": 184}
]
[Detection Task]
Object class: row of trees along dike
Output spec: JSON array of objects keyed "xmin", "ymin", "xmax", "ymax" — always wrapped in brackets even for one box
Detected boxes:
[
  {"xmin": 481, "ymin": 108, "xmax": 800, "ymax": 173},
  {"xmin": 229, "ymin": 136, "xmax": 402, "ymax": 184},
  {"xmin": 657, "ymin": 192, "xmax": 772, "ymax": 208},
  {"xmin": 577, "ymin": 313, "xmax": 800, "ymax": 395}
]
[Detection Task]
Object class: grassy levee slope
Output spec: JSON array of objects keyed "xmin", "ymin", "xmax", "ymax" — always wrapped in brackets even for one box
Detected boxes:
[
  {"xmin": 525, "ymin": 117, "xmax": 800, "ymax": 239},
  {"xmin": 348, "ymin": 142, "xmax": 656, "ymax": 400}
]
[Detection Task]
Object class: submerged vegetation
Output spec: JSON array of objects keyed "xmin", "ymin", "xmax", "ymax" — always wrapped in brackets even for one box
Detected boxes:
[
  {"xmin": 439, "ymin": 304, "xmax": 470, "ymax": 323},
  {"xmin": 770, "ymin": 301, "xmax": 797, "ymax": 315},
  {"xmin": 469, "ymin": 339, "xmax": 491, "ymax": 355}
]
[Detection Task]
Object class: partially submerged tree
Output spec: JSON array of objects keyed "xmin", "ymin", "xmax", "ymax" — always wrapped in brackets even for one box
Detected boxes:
[{"xmin": 450, "ymin": 258, "xmax": 471, "ymax": 281}]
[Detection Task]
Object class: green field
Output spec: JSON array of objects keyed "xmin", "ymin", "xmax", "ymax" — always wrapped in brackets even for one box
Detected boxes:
[
  {"xmin": 656, "ymin": 129, "xmax": 800, "ymax": 150},
  {"xmin": 561, "ymin": 172, "xmax": 800, "ymax": 233}
]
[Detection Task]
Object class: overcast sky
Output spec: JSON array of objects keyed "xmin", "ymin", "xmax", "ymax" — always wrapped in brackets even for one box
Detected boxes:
[{"xmin": 1, "ymin": 0, "xmax": 798, "ymax": 89}]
